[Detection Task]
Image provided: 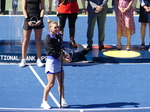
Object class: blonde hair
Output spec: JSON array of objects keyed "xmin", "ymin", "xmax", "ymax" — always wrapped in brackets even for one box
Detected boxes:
[{"xmin": 47, "ymin": 19, "xmax": 58, "ymax": 28}]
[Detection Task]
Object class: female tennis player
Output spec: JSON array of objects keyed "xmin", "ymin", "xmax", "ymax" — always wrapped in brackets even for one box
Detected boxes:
[
  {"xmin": 41, "ymin": 19, "xmax": 71, "ymax": 109},
  {"xmin": 20, "ymin": 0, "xmax": 45, "ymax": 67}
]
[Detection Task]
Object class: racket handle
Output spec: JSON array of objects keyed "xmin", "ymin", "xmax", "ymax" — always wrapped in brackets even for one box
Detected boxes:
[{"xmin": 59, "ymin": 31, "xmax": 63, "ymax": 36}]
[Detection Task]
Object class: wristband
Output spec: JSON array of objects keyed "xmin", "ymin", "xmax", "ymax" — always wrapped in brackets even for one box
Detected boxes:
[
  {"xmin": 40, "ymin": 17, "xmax": 43, "ymax": 21},
  {"xmin": 25, "ymin": 18, "xmax": 29, "ymax": 22}
]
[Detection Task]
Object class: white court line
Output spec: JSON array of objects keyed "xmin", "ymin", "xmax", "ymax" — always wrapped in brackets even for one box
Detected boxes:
[
  {"xmin": 28, "ymin": 64, "xmax": 60, "ymax": 108},
  {"xmin": 1, "ymin": 107, "xmax": 150, "ymax": 111}
]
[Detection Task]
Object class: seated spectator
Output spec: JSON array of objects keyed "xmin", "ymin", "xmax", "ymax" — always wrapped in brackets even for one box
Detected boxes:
[{"xmin": 12, "ymin": 0, "xmax": 18, "ymax": 15}]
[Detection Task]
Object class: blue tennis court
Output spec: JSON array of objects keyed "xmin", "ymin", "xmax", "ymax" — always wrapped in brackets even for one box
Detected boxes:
[{"xmin": 0, "ymin": 15, "xmax": 150, "ymax": 112}]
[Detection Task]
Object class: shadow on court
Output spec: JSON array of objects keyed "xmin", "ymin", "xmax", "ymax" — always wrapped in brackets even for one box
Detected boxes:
[{"xmin": 70, "ymin": 102, "xmax": 139, "ymax": 108}]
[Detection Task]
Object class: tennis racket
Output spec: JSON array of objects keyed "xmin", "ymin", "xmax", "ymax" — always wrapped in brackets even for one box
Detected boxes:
[
  {"xmin": 30, "ymin": 16, "xmax": 38, "ymax": 24},
  {"xmin": 63, "ymin": 48, "xmax": 73, "ymax": 59}
]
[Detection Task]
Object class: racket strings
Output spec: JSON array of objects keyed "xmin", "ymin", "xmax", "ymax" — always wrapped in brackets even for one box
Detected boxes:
[
  {"xmin": 63, "ymin": 48, "xmax": 73, "ymax": 59},
  {"xmin": 30, "ymin": 16, "xmax": 38, "ymax": 24}
]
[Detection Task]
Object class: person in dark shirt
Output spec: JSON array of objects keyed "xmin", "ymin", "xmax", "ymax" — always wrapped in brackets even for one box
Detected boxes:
[
  {"xmin": 0, "ymin": 0, "xmax": 6, "ymax": 15},
  {"xmin": 41, "ymin": 19, "xmax": 71, "ymax": 109},
  {"xmin": 139, "ymin": 0, "xmax": 150, "ymax": 51},
  {"xmin": 19, "ymin": 0, "xmax": 45, "ymax": 67}
]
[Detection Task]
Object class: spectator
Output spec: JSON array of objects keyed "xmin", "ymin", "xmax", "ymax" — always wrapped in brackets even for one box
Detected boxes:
[
  {"xmin": 56, "ymin": 0, "xmax": 79, "ymax": 48},
  {"xmin": 139, "ymin": 0, "xmax": 150, "ymax": 50},
  {"xmin": 48, "ymin": 0, "xmax": 53, "ymax": 14},
  {"xmin": 81, "ymin": 0, "xmax": 88, "ymax": 14},
  {"xmin": 132, "ymin": 0, "xmax": 137, "ymax": 15},
  {"xmin": 86, "ymin": 0, "xmax": 108, "ymax": 51},
  {"xmin": 12, "ymin": 0, "xmax": 18, "ymax": 15},
  {"xmin": 0, "ymin": 0, "xmax": 6, "ymax": 15},
  {"xmin": 114, "ymin": 0, "xmax": 135, "ymax": 50}
]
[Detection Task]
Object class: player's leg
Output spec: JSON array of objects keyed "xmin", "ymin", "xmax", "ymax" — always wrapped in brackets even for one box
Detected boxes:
[
  {"xmin": 41, "ymin": 73, "xmax": 56, "ymax": 109},
  {"xmin": 34, "ymin": 28, "xmax": 44, "ymax": 67},
  {"xmin": 56, "ymin": 71, "xmax": 69, "ymax": 107},
  {"xmin": 19, "ymin": 29, "xmax": 32, "ymax": 67}
]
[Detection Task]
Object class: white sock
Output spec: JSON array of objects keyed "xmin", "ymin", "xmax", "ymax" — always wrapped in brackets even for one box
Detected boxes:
[
  {"xmin": 42, "ymin": 101, "xmax": 48, "ymax": 103},
  {"xmin": 37, "ymin": 59, "xmax": 41, "ymax": 62},
  {"xmin": 21, "ymin": 59, "xmax": 26, "ymax": 61}
]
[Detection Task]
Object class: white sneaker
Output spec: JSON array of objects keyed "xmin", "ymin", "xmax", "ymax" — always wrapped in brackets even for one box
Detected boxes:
[
  {"xmin": 41, "ymin": 101, "xmax": 51, "ymax": 109},
  {"xmin": 36, "ymin": 59, "xmax": 44, "ymax": 67},
  {"xmin": 148, "ymin": 46, "xmax": 150, "ymax": 52},
  {"xmin": 19, "ymin": 59, "xmax": 26, "ymax": 67},
  {"xmin": 61, "ymin": 99, "xmax": 69, "ymax": 108}
]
